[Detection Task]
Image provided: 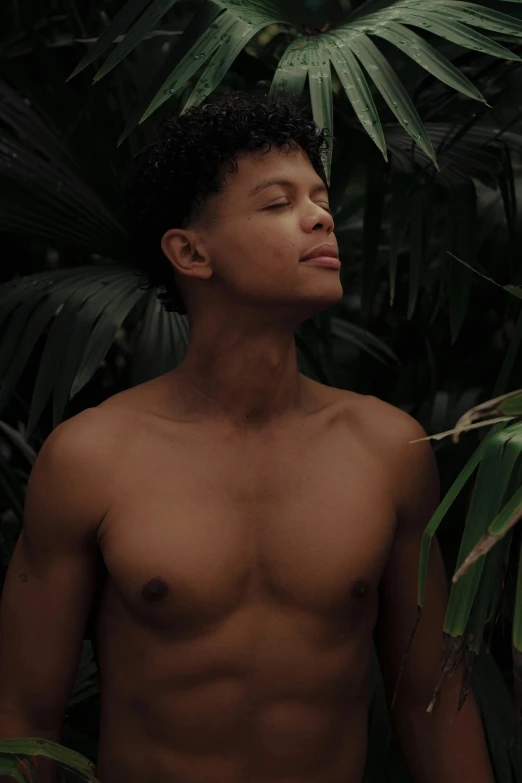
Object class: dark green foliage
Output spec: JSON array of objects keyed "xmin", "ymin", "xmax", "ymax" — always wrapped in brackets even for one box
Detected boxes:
[{"xmin": 1, "ymin": 1, "xmax": 522, "ymax": 779}]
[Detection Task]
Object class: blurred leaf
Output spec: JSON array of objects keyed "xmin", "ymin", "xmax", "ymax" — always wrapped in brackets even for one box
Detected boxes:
[
  {"xmin": 0, "ymin": 267, "xmax": 147, "ymax": 434},
  {"xmin": 361, "ymin": 153, "xmax": 387, "ymax": 322},
  {"xmin": 386, "ymin": 122, "xmax": 519, "ymax": 187},
  {"xmin": 0, "ymin": 755, "xmax": 26, "ymax": 783},
  {"xmin": 514, "ymin": 542, "xmax": 522, "ymax": 711},
  {"xmin": 0, "ymin": 421, "xmax": 37, "ymax": 466},
  {"xmin": 474, "ymin": 651, "xmax": 522, "ymax": 781},
  {"xmin": 447, "ymin": 182, "xmax": 476, "ymax": 343},
  {"xmin": 493, "ymin": 308, "xmax": 522, "ymax": 399},
  {"xmin": 330, "ymin": 315, "xmax": 399, "ymax": 365},
  {"xmin": 448, "ymin": 252, "xmax": 522, "ymax": 301},
  {"xmin": 0, "ymin": 80, "xmax": 125, "ymax": 254},
  {"xmin": 67, "ymin": 0, "xmax": 176, "ymax": 81},
  {"xmin": 0, "ymin": 739, "xmax": 99, "ymax": 783},
  {"xmin": 406, "ymin": 178, "xmax": 428, "ymax": 319},
  {"xmin": 92, "ymin": 0, "xmax": 182, "ymax": 84},
  {"xmin": 117, "ymin": 1, "xmax": 222, "ymax": 145},
  {"xmin": 130, "ymin": 290, "xmax": 189, "ymax": 386},
  {"xmin": 388, "ymin": 172, "xmax": 410, "ymax": 306}
]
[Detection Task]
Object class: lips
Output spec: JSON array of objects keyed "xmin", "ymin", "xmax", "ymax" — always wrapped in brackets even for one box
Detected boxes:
[{"xmin": 300, "ymin": 243, "xmax": 339, "ymax": 263}]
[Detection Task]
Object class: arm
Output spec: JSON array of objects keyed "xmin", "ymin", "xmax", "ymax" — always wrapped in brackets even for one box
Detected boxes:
[
  {"xmin": 374, "ymin": 411, "xmax": 494, "ymax": 783},
  {"xmin": 0, "ymin": 409, "xmax": 114, "ymax": 782}
]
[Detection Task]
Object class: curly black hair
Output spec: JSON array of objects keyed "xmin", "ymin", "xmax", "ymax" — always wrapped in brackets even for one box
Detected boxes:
[{"xmin": 122, "ymin": 90, "xmax": 330, "ymax": 315}]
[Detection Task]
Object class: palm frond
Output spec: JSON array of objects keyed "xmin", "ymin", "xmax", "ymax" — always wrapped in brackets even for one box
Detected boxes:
[
  {"xmin": 0, "ymin": 267, "xmax": 145, "ymax": 437},
  {"xmin": 67, "ymin": 0, "xmax": 179, "ymax": 81},
  {"xmin": 0, "ymin": 738, "xmax": 99, "ymax": 783},
  {"xmin": 117, "ymin": 1, "xmax": 223, "ymax": 145},
  {"xmin": 413, "ymin": 421, "xmax": 521, "ymax": 712},
  {"xmin": 330, "ymin": 314, "xmax": 400, "ymax": 366},
  {"xmin": 66, "ymin": 0, "xmax": 522, "ymax": 180},
  {"xmin": 0, "ymin": 80, "xmax": 125, "ymax": 254},
  {"xmin": 181, "ymin": 18, "xmax": 269, "ymax": 111},
  {"xmin": 130, "ymin": 291, "xmax": 190, "ymax": 387},
  {"xmin": 385, "ymin": 123, "xmax": 520, "ymax": 187},
  {"xmin": 307, "ymin": 38, "xmax": 334, "ymax": 183}
]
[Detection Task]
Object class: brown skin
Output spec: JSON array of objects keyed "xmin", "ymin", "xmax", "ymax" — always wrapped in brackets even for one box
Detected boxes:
[{"xmin": 0, "ymin": 146, "xmax": 493, "ymax": 783}]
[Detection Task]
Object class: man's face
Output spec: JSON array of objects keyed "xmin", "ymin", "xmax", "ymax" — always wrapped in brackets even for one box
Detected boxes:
[{"xmin": 190, "ymin": 145, "xmax": 343, "ymax": 322}]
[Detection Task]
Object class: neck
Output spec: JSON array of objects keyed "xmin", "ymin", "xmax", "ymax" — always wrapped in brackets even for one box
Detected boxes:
[{"xmin": 167, "ymin": 309, "xmax": 309, "ymax": 429}]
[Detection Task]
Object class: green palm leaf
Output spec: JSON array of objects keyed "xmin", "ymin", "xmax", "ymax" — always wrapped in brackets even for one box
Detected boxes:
[
  {"xmin": 428, "ymin": 0, "xmax": 522, "ymax": 37},
  {"xmin": 130, "ymin": 291, "xmax": 190, "ymax": 387},
  {"xmin": 269, "ymin": 38, "xmax": 310, "ymax": 97},
  {"xmin": 515, "ymin": 542, "xmax": 522, "ymax": 710},
  {"xmin": 0, "ymin": 267, "xmax": 143, "ymax": 433},
  {"xmin": 217, "ymin": 0, "xmax": 290, "ymax": 26},
  {"xmin": 336, "ymin": 31, "xmax": 438, "ymax": 164},
  {"xmin": 0, "ymin": 80, "xmax": 125, "ymax": 254},
  {"xmin": 0, "ymin": 82, "xmax": 195, "ymax": 437},
  {"xmin": 370, "ymin": 21, "xmax": 486, "ymax": 104},
  {"xmin": 445, "ymin": 428, "xmax": 521, "ymax": 633},
  {"xmin": 182, "ymin": 18, "xmax": 270, "ymax": 111},
  {"xmin": 67, "ymin": 0, "xmax": 522, "ymax": 177},
  {"xmin": 414, "ymin": 312, "xmax": 522, "ymax": 709},
  {"xmin": 92, "ymin": 0, "xmax": 182, "ymax": 83},
  {"xmin": 307, "ymin": 39, "xmax": 334, "ymax": 183},
  {"xmin": 67, "ymin": 0, "xmax": 176, "ymax": 81},
  {"xmin": 0, "ymin": 755, "xmax": 26, "ymax": 783},
  {"xmin": 0, "ymin": 265, "xmax": 193, "ymax": 437},
  {"xmin": 117, "ymin": 1, "xmax": 223, "ymax": 145},
  {"xmin": 392, "ymin": 9, "xmax": 520, "ymax": 60},
  {"xmin": 140, "ymin": 9, "xmax": 240, "ymax": 122},
  {"xmin": 0, "ymin": 738, "xmax": 99, "ymax": 783},
  {"xmin": 326, "ymin": 39, "xmax": 387, "ymax": 159}
]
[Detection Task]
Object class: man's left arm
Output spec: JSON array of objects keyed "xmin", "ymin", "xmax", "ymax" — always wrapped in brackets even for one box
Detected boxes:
[{"xmin": 374, "ymin": 412, "xmax": 494, "ymax": 783}]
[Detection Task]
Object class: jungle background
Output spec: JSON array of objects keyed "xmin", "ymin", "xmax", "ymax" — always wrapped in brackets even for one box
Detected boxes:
[{"xmin": 1, "ymin": 0, "xmax": 522, "ymax": 780}]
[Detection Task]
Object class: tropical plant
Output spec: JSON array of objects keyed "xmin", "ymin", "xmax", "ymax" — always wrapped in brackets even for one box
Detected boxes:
[
  {"xmin": 2, "ymin": 0, "xmax": 522, "ymax": 780},
  {"xmin": 67, "ymin": 0, "xmax": 522, "ymax": 180}
]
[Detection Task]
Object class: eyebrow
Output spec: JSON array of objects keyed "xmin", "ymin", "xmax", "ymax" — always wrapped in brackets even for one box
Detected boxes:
[{"xmin": 247, "ymin": 178, "xmax": 328, "ymax": 198}]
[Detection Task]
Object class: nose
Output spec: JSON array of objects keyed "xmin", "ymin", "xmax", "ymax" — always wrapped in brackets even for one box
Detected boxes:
[{"xmin": 302, "ymin": 203, "xmax": 335, "ymax": 236}]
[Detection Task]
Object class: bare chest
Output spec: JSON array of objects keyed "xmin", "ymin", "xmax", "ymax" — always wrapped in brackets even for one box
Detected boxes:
[{"xmin": 97, "ymin": 412, "xmax": 397, "ymax": 634}]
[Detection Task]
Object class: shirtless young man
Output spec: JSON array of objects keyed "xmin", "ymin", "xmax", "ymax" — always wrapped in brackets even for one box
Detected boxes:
[{"xmin": 0, "ymin": 93, "xmax": 493, "ymax": 783}]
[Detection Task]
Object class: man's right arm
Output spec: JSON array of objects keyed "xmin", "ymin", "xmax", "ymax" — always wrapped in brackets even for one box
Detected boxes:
[{"xmin": 0, "ymin": 408, "xmax": 116, "ymax": 781}]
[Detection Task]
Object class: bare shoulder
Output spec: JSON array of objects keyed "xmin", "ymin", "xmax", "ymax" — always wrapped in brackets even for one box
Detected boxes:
[
  {"xmin": 96, "ymin": 376, "xmax": 172, "ymax": 421},
  {"xmin": 337, "ymin": 391, "xmax": 438, "ymax": 517},
  {"xmin": 36, "ymin": 404, "xmax": 137, "ymax": 502},
  {"xmin": 305, "ymin": 378, "xmax": 428, "ymax": 447},
  {"xmin": 42, "ymin": 404, "xmax": 133, "ymax": 461},
  {"xmin": 23, "ymin": 406, "xmax": 133, "ymax": 545},
  {"xmin": 346, "ymin": 393, "xmax": 427, "ymax": 445}
]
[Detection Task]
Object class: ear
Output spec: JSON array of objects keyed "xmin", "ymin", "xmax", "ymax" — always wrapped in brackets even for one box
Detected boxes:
[{"xmin": 161, "ymin": 228, "xmax": 213, "ymax": 281}]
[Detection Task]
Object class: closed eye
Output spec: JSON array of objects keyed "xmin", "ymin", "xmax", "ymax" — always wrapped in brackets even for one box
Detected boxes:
[{"xmin": 265, "ymin": 202, "xmax": 332, "ymax": 213}]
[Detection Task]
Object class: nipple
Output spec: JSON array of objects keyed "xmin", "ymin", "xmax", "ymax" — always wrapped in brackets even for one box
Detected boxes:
[{"xmin": 141, "ymin": 578, "xmax": 169, "ymax": 602}]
